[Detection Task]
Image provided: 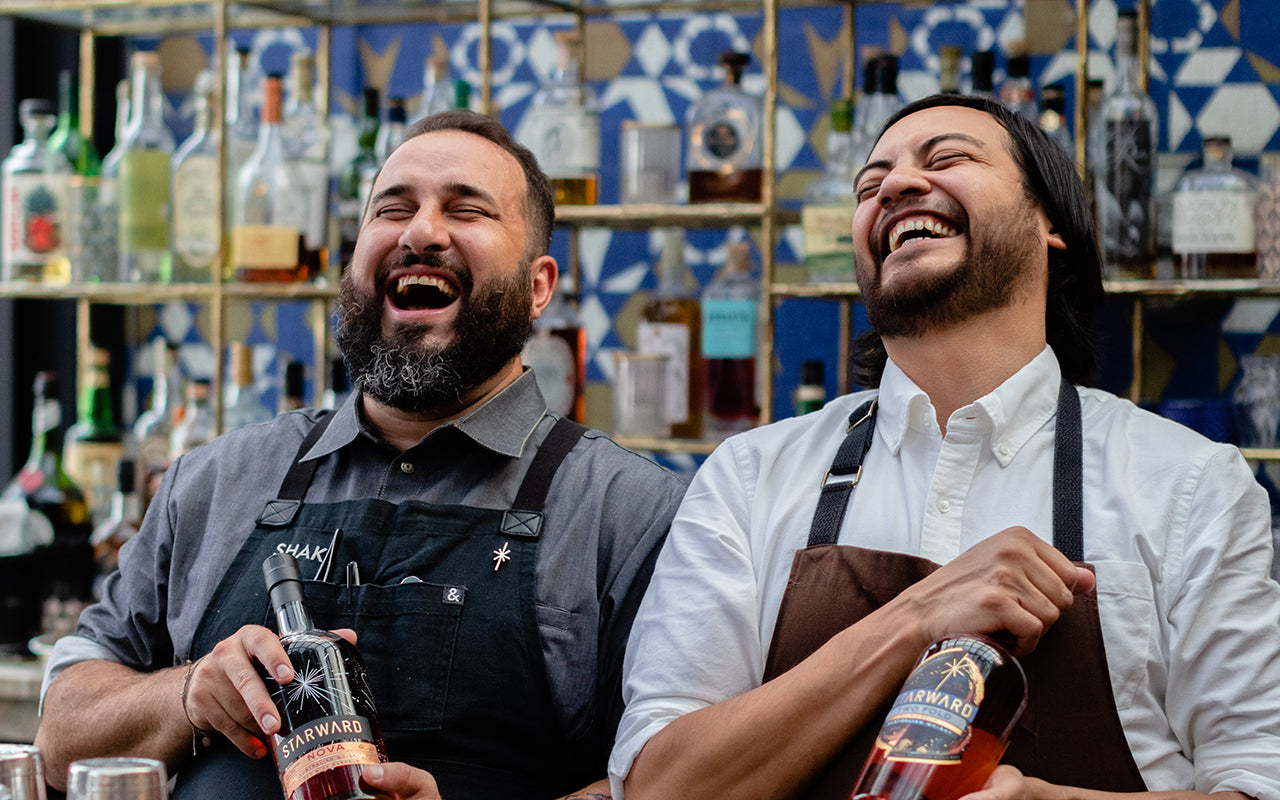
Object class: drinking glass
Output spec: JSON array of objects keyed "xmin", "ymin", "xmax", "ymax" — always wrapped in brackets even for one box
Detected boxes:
[
  {"xmin": 66, "ymin": 758, "xmax": 167, "ymax": 800},
  {"xmin": 0, "ymin": 744, "xmax": 46, "ymax": 800}
]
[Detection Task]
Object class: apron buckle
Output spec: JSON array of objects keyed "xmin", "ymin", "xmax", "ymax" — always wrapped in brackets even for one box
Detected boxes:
[
  {"xmin": 846, "ymin": 399, "xmax": 877, "ymax": 434},
  {"xmin": 821, "ymin": 465, "xmax": 862, "ymax": 488}
]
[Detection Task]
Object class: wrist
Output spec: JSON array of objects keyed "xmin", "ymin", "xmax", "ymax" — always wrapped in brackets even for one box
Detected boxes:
[{"xmin": 180, "ymin": 658, "xmax": 214, "ymax": 756}]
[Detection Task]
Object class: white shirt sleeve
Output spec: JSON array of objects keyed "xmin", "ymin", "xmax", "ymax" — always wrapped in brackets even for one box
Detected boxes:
[{"xmin": 608, "ymin": 435, "xmax": 769, "ymax": 797}]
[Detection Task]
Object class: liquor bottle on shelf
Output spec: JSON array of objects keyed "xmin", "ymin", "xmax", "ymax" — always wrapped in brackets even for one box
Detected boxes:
[
  {"xmin": 133, "ymin": 338, "xmax": 180, "ymax": 513},
  {"xmin": 794, "ymin": 360, "xmax": 825, "ymax": 416},
  {"xmin": 1089, "ymin": 9, "xmax": 1157, "ymax": 279},
  {"xmin": 63, "ymin": 347, "xmax": 124, "ymax": 525},
  {"xmin": 848, "ymin": 635, "xmax": 1027, "ymax": 800},
  {"xmin": 701, "ymin": 241, "xmax": 758, "ymax": 437},
  {"xmin": 638, "ymin": 228, "xmax": 703, "ymax": 439},
  {"xmin": 1257, "ymin": 154, "xmax": 1280, "ymax": 281},
  {"xmin": 802, "ymin": 97, "xmax": 857, "ymax": 284},
  {"xmin": 453, "ymin": 80, "xmax": 473, "ymax": 113},
  {"xmin": 280, "ymin": 360, "xmax": 306, "ymax": 414},
  {"xmin": 170, "ymin": 70, "xmax": 220, "ymax": 283},
  {"xmin": 337, "ymin": 88, "xmax": 381, "ymax": 270},
  {"xmin": 259, "ymin": 553, "xmax": 389, "ymax": 800},
  {"xmin": 376, "ymin": 96, "xmax": 408, "ymax": 165},
  {"xmin": 322, "ymin": 357, "xmax": 351, "ymax": 410},
  {"xmin": 1171, "ymin": 136, "xmax": 1259, "ymax": 280},
  {"xmin": 518, "ymin": 29, "xmax": 600, "ymax": 205},
  {"xmin": 49, "ymin": 69, "xmax": 101, "ymax": 177},
  {"xmin": 232, "ymin": 73, "xmax": 309, "ymax": 283},
  {"xmin": 118, "ymin": 50, "xmax": 174, "ymax": 283},
  {"xmin": 82, "ymin": 79, "xmax": 129, "ymax": 284},
  {"xmin": 523, "ymin": 281, "xmax": 587, "ymax": 423},
  {"xmin": 2, "ymin": 98, "xmax": 70, "ymax": 283},
  {"xmin": 170, "ymin": 377, "xmax": 214, "ymax": 459},
  {"xmin": 938, "ymin": 46, "xmax": 963, "ymax": 95},
  {"xmin": 414, "ymin": 55, "xmax": 454, "ymax": 123},
  {"xmin": 284, "ymin": 51, "xmax": 330, "ymax": 282},
  {"xmin": 1038, "ymin": 83, "xmax": 1073, "ymax": 154},
  {"xmin": 851, "ymin": 55, "xmax": 902, "ymax": 170},
  {"xmin": 687, "ymin": 51, "xmax": 762, "ymax": 203},
  {"xmin": 89, "ymin": 458, "xmax": 141, "ymax": 599},
  {"xmin": 970, "ymin": 51, "xmax": 996, "ymax": 101},
  {"xmin": 224, "ymin": 342, "xmax": 273, "ymax": 430},
  {"xmin": 1, "ymin": 372, "xmax": 95, "ymax": 641},
  {"xmin": 226, "ymin": 46, "xmax": 260, "ymax": 186},
  {"xmin": 999, "ymin": 53, "xmax": 1037, "ymax": 122}
]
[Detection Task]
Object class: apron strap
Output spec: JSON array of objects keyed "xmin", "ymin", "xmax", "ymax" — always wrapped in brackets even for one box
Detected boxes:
[
  {"xmin": 805, "ymin": 382, "xmax": 1084, "ymax": 558},
  {"xmin": 502, "ymin": 417, "xmax": 588, "ymax": 539},
  {"xmin": 255, "ymin": 410, "xmax": 336, "ymax": 528}
]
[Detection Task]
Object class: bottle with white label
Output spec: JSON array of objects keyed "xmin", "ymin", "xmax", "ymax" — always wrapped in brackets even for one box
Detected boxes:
[
  {"xmin": 1171, "ymin": 136, "xmax": 1259, "ymax": 279},
  {"xmin": 518, "ymin": 30, "xmax": 600, "ymax": 205},
  {"xmin": 523, "ymin": 281, "xmax": 587, "ymax": 423},
  {"xmin": 284, "ymin": 52, "xmax": 330, "ymax": 282},
  {"xmin": 2, "ymin": 99, "xmax": 70, "ymax": 283},
  {"xmin": 118, "ymin": 51, "xmax": 174, "ymax": 284},
  {"xmin": 170, "ymin": 70, "xmax": 220, "ymax": 283},
  {"xmin": 802, "ymin": 98, "xmax": 857, "ymax": 283},
  {"xmin": 639, "ymin": 228, "xmax": 702, "ymax": 439},
  {"xmin": 701, "ymin": 241, "xmax": 758, "ymax": 437}
]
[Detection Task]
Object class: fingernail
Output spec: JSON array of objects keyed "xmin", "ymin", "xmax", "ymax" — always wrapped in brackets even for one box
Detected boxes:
[
  {"xmin": 363, "ymin": 765, "xmax": 384, "ymax": 781},
  {"xmin": 275, "ymin": 664, "xmax": 291, "ymax": 680},
  {"xmin": 254, "ymin": 746, "xmax": 267, "ymax": 759},
  {"xmin": 262, "ymin": 714, "xmax": 278, "ymax": 732}
]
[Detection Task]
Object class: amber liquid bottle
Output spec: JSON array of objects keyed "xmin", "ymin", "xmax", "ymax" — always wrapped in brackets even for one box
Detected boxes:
[
  {"xmin": 260, "ymin": 553, "xmax": 390, "ymax": 800},
  {"xmin": 639, "ymin": 228, "xmax": 703, "ymax": 438},
  {"xmin": 849, "ymin": 635, "xmax": 1027, "ymax": 800}
]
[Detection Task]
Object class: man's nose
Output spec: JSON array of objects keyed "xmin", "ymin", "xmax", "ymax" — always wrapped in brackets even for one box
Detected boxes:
[
  {"xmin": 878, "ymin": 165, "xmax": 930, "ymax": 205},
  {"xmin": 400, "ymin": 206, "xmax": 450, "ymax": 253}
]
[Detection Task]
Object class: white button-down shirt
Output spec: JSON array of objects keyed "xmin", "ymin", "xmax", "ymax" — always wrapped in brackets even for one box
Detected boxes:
[{"xmin": 611, "ymin": 347, "xmax": 1280, "ymax": 799}]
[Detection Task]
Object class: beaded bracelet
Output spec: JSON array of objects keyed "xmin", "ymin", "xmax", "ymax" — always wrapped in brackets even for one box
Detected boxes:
[{"xmin": 181, "ymin": 658, "xmax": 214, "ymax": 756}]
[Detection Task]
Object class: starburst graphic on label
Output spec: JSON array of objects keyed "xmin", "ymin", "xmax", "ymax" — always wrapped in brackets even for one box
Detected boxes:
[
  {"xmin": 493, "ymin": 542, "xmax": 512, "ymax": 571},
  {"xmin": 286, "ymin": 664, "xmax": 342, "ymax": 710}
]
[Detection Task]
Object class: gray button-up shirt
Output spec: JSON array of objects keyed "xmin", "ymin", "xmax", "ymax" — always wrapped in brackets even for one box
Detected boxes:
[{"xmin": 46, "ymin": 370, "xmax": 687, "ymax": 751}]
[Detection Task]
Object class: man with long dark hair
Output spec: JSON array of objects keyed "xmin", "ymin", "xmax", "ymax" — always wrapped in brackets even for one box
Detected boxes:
[
  {"xmin": 611, "ymin": 95, "xmax": 1280, "ymax": 800},
  {"xmin": 37, "ymin": 110, "xmax": 687, "ymax": 800}
]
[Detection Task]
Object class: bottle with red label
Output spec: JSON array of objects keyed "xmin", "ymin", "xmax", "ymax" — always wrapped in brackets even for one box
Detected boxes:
[
  {"xmin": 260, "ymin": 553, "xmax": 389, "ymax": 800},
  {"xmin": 849, "ymin": 634, "xmax": 1027, "ymax": 800}
]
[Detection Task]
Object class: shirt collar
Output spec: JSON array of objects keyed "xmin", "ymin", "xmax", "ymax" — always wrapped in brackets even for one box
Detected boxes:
[
  {"xmin": 875, "ymin": 346, "xmax": 1062, "ymax": 466},
  {"xmin": 301, "ymin": 368, "xmax": 549, "ymax": 461}
]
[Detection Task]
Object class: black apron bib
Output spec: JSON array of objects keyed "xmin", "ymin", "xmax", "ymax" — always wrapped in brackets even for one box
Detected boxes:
[
  {"xmin": 177, "ymin": 413, "xmax": 593, "ymax": 800},
  {"xmin": 763, "ymin": 382, "xmax": 1147, "ymax": 797}
]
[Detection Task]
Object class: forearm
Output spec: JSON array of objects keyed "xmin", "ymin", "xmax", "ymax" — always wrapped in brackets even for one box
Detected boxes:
[
  {"xmin": 625, "ymin": 615, "xmax": 923, "ymax": 800},
  {"xmin": 557, "ymin": 778, "xmax": 612, "ymax": 799},
  {"xmin": 35, "ymin": 659, "xmax": 192, "ymax": 790}
]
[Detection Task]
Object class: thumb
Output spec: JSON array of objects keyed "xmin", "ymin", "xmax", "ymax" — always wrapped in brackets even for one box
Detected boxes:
[{"xmin": 1069, "ymin": 566, "xmax": 1096, "ymax": 597}]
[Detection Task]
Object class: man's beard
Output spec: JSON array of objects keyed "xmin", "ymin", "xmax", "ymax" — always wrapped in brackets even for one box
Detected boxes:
[
  {"xmin": 334, "ymin": 255, "xmax": 535, "ymax": 414},
  {"xmin": 856, "ymin": 197, "xmax": 1041, "ymax": 339}
]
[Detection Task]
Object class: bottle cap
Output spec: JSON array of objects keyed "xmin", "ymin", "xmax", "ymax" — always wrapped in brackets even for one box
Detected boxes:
[
  {"xmin": 34, "ymin": 371, "xmax": 60, "ymax": 399},
  {"xmin": 971, "ymin": 50, "xmax": 996, "ymax": 92},
  {"xmin": 1005, "ymin": 54, "xmax": 1031, "ymax": 79},
  {"xmin": 800, "ymin": 360, "xmax": 824, "ymax": 387},
  {"xmin": 725, "ymin": 241, "xmax": 752, "ymax": 274},
  {"xmin": 871, "ymin": 55, "xmax": 898, "ymax": 95},
  {"xmin": 362, "ymin": 87, "xmax": 380, "ymax": 118},
  {"xmin": 117, "ymin": 459, "xmax": 136, "ymax": 492},
  {"xmin": 263, "ymin": 552, "xmax": 306, "ymax": 604},
  {"xmin": 387, "ymin": 96, "xmax": 407, "ymax": 124},
  {"xmin": 284, "ymin": 361, "xmax": 305, "ymax": 398},
  {"xmin": 329, "ymin": 357, "xmax": 349, "ymax": 393},
  {"xmin": 18, "ymin": 98, "xmax": 53, "ymax": 121},
  {"xmin": 1041, "ymin": 83, "xmax": 1067, "ymax": 112}
]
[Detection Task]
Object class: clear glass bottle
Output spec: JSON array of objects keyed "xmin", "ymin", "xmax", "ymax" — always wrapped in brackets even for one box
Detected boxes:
[
  {"xmin": 259, "ymin": 553, "xmax": 388, "ymax": 800},
  {"xmin": 132, "ymin": 338, "xmax": 181, "ymax": 513},
  {"xmin": 523, "ymin": 281, "xmax": 587, "ymax": 423},
  {"xmin": 687, "ymin": 51, "xmax": 762, "ymax": 203},
  {"xmin": 519, "ymin": 30, "xmax": 600, "ymax": 205},
  {"xmin": 639, "ymin": 228, "xmax": 703, "ymax": 439},
  {"xmin": 170, "ymin": 69, "xmax": 220, "ymax": 283},
  {"xmin": 224, "ymin": 342, "xmax": 273, "ymax": 430},
  {"xmin": 118, "ymin": 51, "xmax": 174, "ymax": 283},
  {"xmin": 226, "ymin": 46, "xmax": 260, "ymax": 189},
  {"xmin": 283, "ymin": 51, "xmax": 329, "ymax": 282},
  {"xmin": 2, "ymin": 98, "xmax": 71, "ymax": 283},
  {"xmin": 1089, "ymin": 9, "xmax": 1157, "ymax": 279},
  {"xmin": 337, "ymin": 87, "xmax": 380, "ymax": 270},
  {"xmin": 82, "ymin": 78, "xmax": 129, "ymax": 283},
  {"xmin": 376, "ymin": 96, "xmax": 407, "ymax": 165},
  {"xmin": 999, "ymin": 53, "xmax": 1038, "ymax": 122},
  {"xmin": 1171, "ymin": 136, "xmax": 1259, "ymax": 280},
  {"xmin": 415, "ymin": 55, "xmax": 454, "ymax": 123},
  {"xmin": 170, "ymin": 377, "xmax": 214, "ymax": 459},
  {"xmin": 232, "ymin": 73, "xmax": 308, "ymax": 283},
  {"xmin": 938, "ymin": 46, "xmax": 963, "ymax": 95},
  {"xmin": 1038, "ymin": 83, "xmax": 1073, "ymax": 154},
  {"xmin": 49, "ymin": 69, "xmax": 101, "ymax": 177},
  {"xmin": 1257, "ymin": 154, "xmax": 1280, "ymax": 281},
  {"xmin": 701, "ymin": 241, "xmax": 758, "ymax": 436},
  {"xmin": 90, "ymin": 458, "xmax": 141, "ymax": 599},
  {"xmin": 63, "ymin": 347, "xmax": 124, "ymax": 525},
  {"xmin": 802, "ymin": 97, "xmax": 857, "ymax": 284},
  {"xmin": 851, "ymin": 55, "xmax": 903, "ymax": 171}
]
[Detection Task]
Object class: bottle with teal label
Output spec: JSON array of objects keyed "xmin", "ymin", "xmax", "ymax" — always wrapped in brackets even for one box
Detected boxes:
[{"xmin": 701, "ymin": 241, "xmax": 758, "ymax": 436}]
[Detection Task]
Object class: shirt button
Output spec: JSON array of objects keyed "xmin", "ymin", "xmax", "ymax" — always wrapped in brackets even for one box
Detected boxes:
[
  {"xmin": 997, "ymin": 442, "xmax": 1011, "ymax": 456},
  {"xmin": 937, "ymin": 498, "xmax": 951, "ymax": 514},
  {"xmin": 399, "ymin": 461, "xmax": 415, "ymax": 475}
]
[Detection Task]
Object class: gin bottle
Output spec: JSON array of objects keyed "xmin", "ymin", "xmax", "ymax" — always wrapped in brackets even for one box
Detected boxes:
[
  {"xmin": 687, "ymin": 52, "xmax": 762, "ymax": 203},
  {"xmin": 2, "ymin": 99, "xmax": 70, "ymax": 283},
  {"xmin": 414, "ymin": 55, "xmax": 454, "ymax": 123},
  {"xmin": 851, "ymin": 55, "xmax": 902, "ymax": 170},
  {"xmin": 82, "ymin": 79, "xmax": 130, "ymax": 283},
  {"xmin": 519, "ymin": 30, "xmax": 600, "ymax": 205},
  {"xmin": 118, "ymin": 51, "xmax": 174, "ymax": 283},
  {"xmin": 802, "ymin": 98, "xmax": 857, "ymax": 283},
  {"xmin": 1089, "ymin": 9, "xmax": 1157, "ymax": 279},
  {"xmin": 170, "ymin": 70, "xmax": 221, "ymax": 283},
  {"xmin": 1171, "ymin": 136, "xmax": 1259, "ymax": 279}
]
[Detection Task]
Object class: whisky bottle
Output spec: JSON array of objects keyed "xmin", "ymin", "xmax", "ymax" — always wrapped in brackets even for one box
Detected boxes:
[
  {"xmin": 518, "ymin": 30, "xmax": 600, "ymax": 205},
  {"xmin": 701, "ymin": 241, "xmax": 758, "ymax": 436},
  {"xmin": 1089, "ymin": 9, "xmax": 1157, "ymax": 279},
  {"xmin": 639, "ymin": 228, "xmax": 703, "ymax": 439},
  {"xmin": 849, "ymin": 635, "xmax": 1027, "ymax": 800},
  {"xmin": 1171, "ymin": 136, "xmax": 1259, "ymax": 280},
  {"xmin": 523, "ymin": 282, "xmax": 587, "ymax": 423},
  {"xmin": 802, "ymin": 98, "xmax": 857, "ymax": 283},
  {"xmin": 170, "ymin": 70, "xmax": 221, "ymax": 283},
  {"xmin": 232, "ymin": 74, "xmax": 308, "ymax": 283},
  {"xmin": 687, "ymin": 52, "xmax": 761, "ymax": 203},
  {"xmin": 2, "ymin": 98, "xmax": 70, "ymax": 283},
  {"xmin": 118, "ymin": 51, "xmax": 174, "ymax": 283},
  {"xmin": 260, "ymin": 553, "xmax": 389, "ymax": 800}
]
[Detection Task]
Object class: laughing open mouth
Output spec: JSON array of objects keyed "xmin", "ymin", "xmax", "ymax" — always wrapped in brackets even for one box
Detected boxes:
[
  {"xmin": 887, "ymin": 217, "xmax": 960, "ymax": 254},
  {"xmin": 391, "ymin": 274, "xmax": 460, "ymax": 311}
]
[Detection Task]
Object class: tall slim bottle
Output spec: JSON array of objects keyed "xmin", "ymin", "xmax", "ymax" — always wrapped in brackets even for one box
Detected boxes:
[
  {"xmin": 63, "ymin": 347, "xmax": 124, "ymax": 525},
  {"xmin": 337, "ymin": 88, "xmax": 380, "ymax": 270},
  {"xmin": 118, "ymin": 51, "xmax": 174, "ymax": 283},
  {"xmin": 702, "ymin": 241, "xmax": 758, "ymax": 436},
  {"xmin": 639, "ymin": 228, "xmax": 703, "ymax": 439},
  {"xmin": 232, "ymin": 74, "xmax": 308, "ymax": 283},
  {"xmin": 1089, "ymin": 9, "xmax": 1157, "ymax": 279},
  {"xmin": 224, "ymin": 342, "xmax": 273, "ymax": 430},
  {"xmin": 851, "ymin": 55, "xmax": 902, "ymax": 170},
  {"xmin": 802, "ymin": 98, "xmax": 857, "ymax": 283},
  {"xmin": 259, "ymin": 553, "xmax": 389, "ymax": 800},
  {"xmin": 375, "ymin": 97, "xmax": 407, "ymax": 165},
  {"xmin": 687, "ymin": 52, "xmax": 762, "ymax": 203},
  {"xmin": 227, "ymin": 46, "xmax": 260, "ymax": 187},
  {"xmin": 284, "ymin": 52, "xmax": 330, "ymax": 281},
  {"xmin": 414, "ymin": 55, "xmax": 454, "ymax": 122},
  {"xmin": 523, "ymin": 281, "xmax": 587, "ymax": 423},
  {"xmin": 171, "ymin": 70, "xmax": 221, "ymax": 283},
  {"xmin": 133, "ymin": 338, "xmax": 180, "ymax": 513},
  {"xmin": 518, "ymin": 30, "xmax": 600, "ymax": 205},
  {"xmin": 848, "ymin": 635, "xmax": 1027, "ymax": 800},
  {"xmin": 84, "ymin": 79, "xmax": 130, "ymax": 283},
  {"xmin": 999, "ymin": 54, "xmax": 1037, "ymax": 122},
  {"xmin": 2, "ymin": 99, "xmax": 71, "ymax": 283},
  {"xmin": 49, "ymin": 69, "xmax": 101, "ymax": 177}
]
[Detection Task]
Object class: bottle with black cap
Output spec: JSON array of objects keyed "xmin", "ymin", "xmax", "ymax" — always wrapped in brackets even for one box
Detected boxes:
[
  {"xmin": 971, "ymin": 50, "xmax": 996, "ymax": 100},
  {"xmin": 281, "ymin": 360, "xmax": 306, "ymax": 414}
]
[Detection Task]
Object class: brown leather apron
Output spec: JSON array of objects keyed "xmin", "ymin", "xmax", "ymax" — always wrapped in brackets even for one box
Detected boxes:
[{"xmin": 762, "ymin": 382, "xmax": 1147, "ymax": 798}]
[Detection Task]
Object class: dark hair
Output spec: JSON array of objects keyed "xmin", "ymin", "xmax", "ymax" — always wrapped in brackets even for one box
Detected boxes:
[
  {"xmin": 396, "ymin": 109, "xmax": 556, "ymax": 258},
  {"xmin": 851, "ymin": 94, "xmax": 1104, "ymax": 388}
]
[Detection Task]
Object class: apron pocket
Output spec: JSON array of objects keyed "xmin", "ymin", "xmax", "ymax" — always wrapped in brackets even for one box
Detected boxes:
[{"xmin": 303, "ymin": 579, "xmax": 464, "ymax": 732}]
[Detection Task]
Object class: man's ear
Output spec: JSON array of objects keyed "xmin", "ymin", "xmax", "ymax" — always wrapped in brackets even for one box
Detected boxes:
[
  {"xmin": 1047, "ymin": 229, "xmax": 1067, "ymax": 251},
  {"xmin": 530, "ymin": 255, "xmax": 558, "ymax": 319}
]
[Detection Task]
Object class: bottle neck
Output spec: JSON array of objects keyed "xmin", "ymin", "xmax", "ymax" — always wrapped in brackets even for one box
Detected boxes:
[
  {"xmin": 274, "ymin": 598, "xmax": 313, "ymax": 636},
  {"xmin": 25, "ymin": 398, "xmax": 63, "ymax": 470},
  {"xmin": 127, "ymin": 63, "xmax": 164, "ymax": 141}
]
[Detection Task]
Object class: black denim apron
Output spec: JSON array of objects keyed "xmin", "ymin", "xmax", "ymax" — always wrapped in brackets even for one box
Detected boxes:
[
  {"xmin": 763, "ymin": 382, "xmax": 1147, "ymax": 797},
  {"xmin": 175, "ymin": 413, "xmax": 594, "ymax": 800}
]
